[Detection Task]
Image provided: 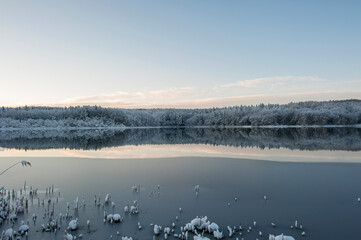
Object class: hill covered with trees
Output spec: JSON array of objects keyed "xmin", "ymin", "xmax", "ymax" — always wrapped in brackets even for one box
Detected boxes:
[{"xmin": 0, "ymin": 100, "xmax": 360, "ymax": 129}]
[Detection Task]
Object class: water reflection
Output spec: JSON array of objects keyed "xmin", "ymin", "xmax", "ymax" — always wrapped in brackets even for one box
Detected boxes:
[
  {"xmin": 1, "ymin": 127, "xmax": 361, "ymax": 239},
  {"xmin": 1, "ymin": 127, "xmax": 360, "ymax": 151},
  {"xmin": 0, "ymin": 127, "xmax": 361, "ymax": 162}
]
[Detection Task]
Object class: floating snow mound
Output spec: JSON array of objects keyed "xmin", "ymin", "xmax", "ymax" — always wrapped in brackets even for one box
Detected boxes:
[
  {"xmin": 113, "ymin": 213, "xmax": 122, "ymax": 222},
  {"xmin": 207, "ymin": 222, "xmax": 219, "ymax": 233},
  {"xmin": 5, "ymin": 228, "xmax": 15, "ymax": 238},
  {"xmin": 184, "ymin": 216, "xmax": 223, "ymax": 238},
  {"xmin": 213, "ymin": 229, "xmax": 223, "ymax": 239},
  {"xmin": 164, "ymin": 227, "xmax": 171, "ymax": 234},
  {"xmin": 121, "ymin": 237, "xmax": 133, "ymax": 240},
  {"xmin": 107, "ymin": 214, "xmax": 114, "ymax": 222},
  {"xmin": 184, "ymin": 216, "xmax": 210, "ymax": 232},
  {"xmin": 9, "ymin": 214, "xmax": 17, "ymax": 220},
  {"xmin": 130, "ymin": 205, "xmax": 138, "ymax": 214},
  {"xmin": 269, "ymin": 234, "xmax": 295, "ymax": 240},
  {"xmin": 65, "ymin": 233, "xmax": 74, "ymax": 240},
  {"xmin": 154, "ymin": 224, "xmax": 161, "ymax": 235},
  {"xmin": 68, "ymin": 219, "xmax": 78, "ymax": 231},
  {"xmin": 18, "ymin": 224, "xmax": 29, "ymax": 234},
  {"xmin": 194, "ymin": 235, "xmax": 211, "ymax": 240}
]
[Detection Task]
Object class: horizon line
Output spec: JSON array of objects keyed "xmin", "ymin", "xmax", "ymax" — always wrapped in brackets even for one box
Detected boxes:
[{"xmin": 2, "ymin": 98, "xmax": 360, "ymax": 110}]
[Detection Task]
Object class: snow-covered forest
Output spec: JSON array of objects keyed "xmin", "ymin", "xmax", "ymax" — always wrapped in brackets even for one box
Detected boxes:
[{"xmin": 0, "ymin": 100, "xmax": 360, "ymax": 129}]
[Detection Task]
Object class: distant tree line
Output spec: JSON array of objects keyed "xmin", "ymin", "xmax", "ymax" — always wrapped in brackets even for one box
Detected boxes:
[{"xmin": 0, "ymin": 100, "xmax": 360, "ymax": 128}]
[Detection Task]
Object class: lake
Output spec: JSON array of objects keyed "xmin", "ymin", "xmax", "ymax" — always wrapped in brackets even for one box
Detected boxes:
[{"xmin": 1, "ymin": 127, "xmax": 361, "ymax": 240}]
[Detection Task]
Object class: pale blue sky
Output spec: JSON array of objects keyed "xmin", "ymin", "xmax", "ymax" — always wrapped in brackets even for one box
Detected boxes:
[{"xmin": 0, "ymin": 0, "xmax": 360, "ymax": 107}]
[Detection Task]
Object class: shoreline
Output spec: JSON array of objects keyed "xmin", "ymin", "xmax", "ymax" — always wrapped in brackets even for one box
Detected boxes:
[
  {"xmin": 0, "ymin": 124, "xmax": 360, "ymax": 131},
  {"xmin": 1, "ymin": 155, "xmax": 361, "ymax": 164}
]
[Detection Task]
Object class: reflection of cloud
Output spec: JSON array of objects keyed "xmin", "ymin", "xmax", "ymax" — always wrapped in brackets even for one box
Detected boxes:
[
  {"xmin": 3, "ymin": 144, "xmax": 360, "ymax": 163},
  {"xmin": 221, "ymin": 76, "xmax": 323, "ymax": 88}
]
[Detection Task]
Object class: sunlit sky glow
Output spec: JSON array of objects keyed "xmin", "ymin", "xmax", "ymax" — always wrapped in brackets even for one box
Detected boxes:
[{"xmin": 1, "ymin": 1, "xmax": 360, "ymax": 108}]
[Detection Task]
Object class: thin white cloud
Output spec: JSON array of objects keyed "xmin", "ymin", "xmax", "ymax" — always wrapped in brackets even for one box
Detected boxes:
[
  {"xmin": 63, "ymin": 87, "xmax": 195, "ymax": 106},
  {"xmin": 56, "ymin": 90, "xmax": 361, "ymax": 109},
  {"xmin": 144, "ymin": 91, "xmax": 361, "ymax": 108},
  {"xmin": 31, "ymin": 76, "xmax": 360, "ymax": 109},
  {"xmin": 221, "ymin": 76, "xmax": 323, "ymax": 88}
]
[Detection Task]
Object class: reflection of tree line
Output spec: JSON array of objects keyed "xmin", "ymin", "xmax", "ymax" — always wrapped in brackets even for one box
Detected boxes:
[{"xmin": 0, "ymin": 127, "xmax": 360, "ymax": 151}]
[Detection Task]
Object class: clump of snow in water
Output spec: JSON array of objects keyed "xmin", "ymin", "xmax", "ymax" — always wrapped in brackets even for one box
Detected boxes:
[
  {"xmin": 184, "ymin": 216, "xmax": 209, "ymax": 231},
  {"xmin": 164, "ymin": 227, "xmax": 171, "ymax": 234},
  {"xmin": 113, "ymin": 213, "xmax": 122, "ymax": 222},
  {"xmin": 269, "ymin": 234, "xmax": 295, "ymax": 240},
  {"xmin": 18, "ymin": 224, "xmax": 29, "ymax": 235},
  {"xmin": 106, "ymin": 214, "xmax": 114, "ymax": 223},
  {"xmin": 5, "ymin": 228, "xmax": 15, "ymax": 239},
  {"xmin": 130, "ymin": 205, "xmax": 138, "ymax": 214},
  {"xmin": 183, "ymin": 216, "xmax": 223, "ymax": 239},
  {"xmin": 193, "ymin": 235, "xmax": 210, "ymax": 240},
  {"xmin": 154, "ymin": 224, "xmax": 161, "ymax": 235},
  {"xmin": 207, "ymin": 222, "xmax": 219, "ymax": 233},
  {"xmin": 9, "ymin": 213, "xmax": 17, "ymax": 221},
  {"xmin": 213, "ymin": 229, "xmax": 223, "ymax": 239},
  {"xmin": 68, "ymin": 219, "xmax": 78, "ymax": 230},
  {"xmin": 65, "ymin": 233, "xmax": 75, "ymax": 240},
  {"xmin": 121, "ymin": 237, "xmax": 133, "ymax": 240}
]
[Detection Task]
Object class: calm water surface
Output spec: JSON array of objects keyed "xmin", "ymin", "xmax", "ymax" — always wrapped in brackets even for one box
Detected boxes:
[{"xmin": 1, "ymin": 127, "xmax": 361, "ymax": 240}]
